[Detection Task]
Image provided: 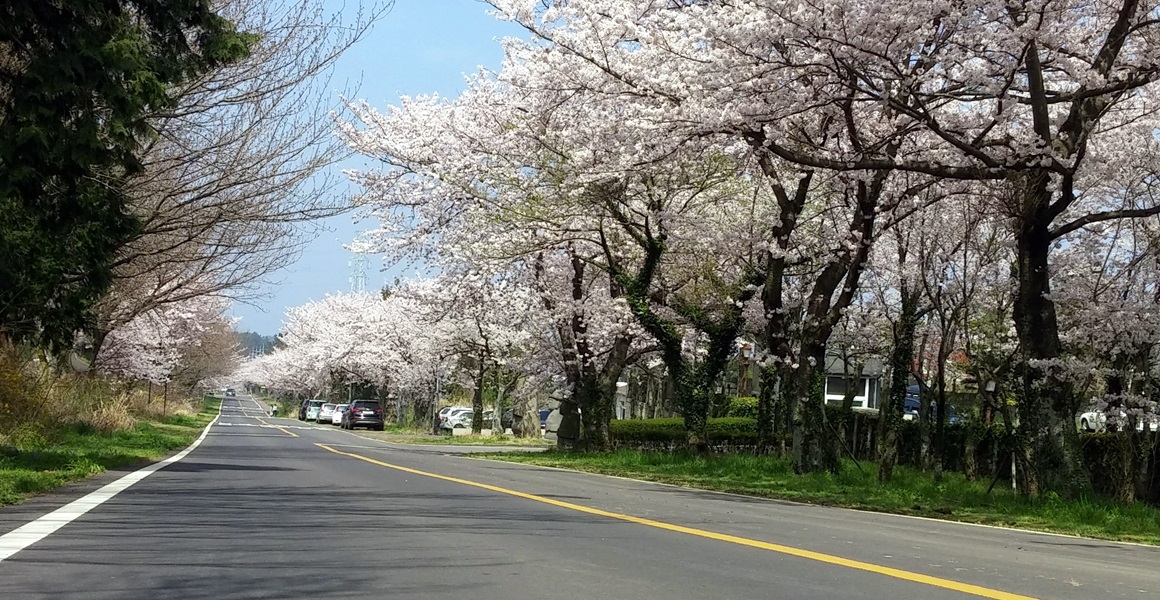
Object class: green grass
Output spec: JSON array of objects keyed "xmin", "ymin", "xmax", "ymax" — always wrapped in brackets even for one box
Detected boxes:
[
  {"xmin": 0, "ymin": 398, "xmax": 220, "ymax": 506},
  {"xmin": 379, "ymin": 424, "xmax": 431, "ymax": 435},
  {"xmin": 486, "ymin": 450, "xmax": 1160, "ymax": 545}
]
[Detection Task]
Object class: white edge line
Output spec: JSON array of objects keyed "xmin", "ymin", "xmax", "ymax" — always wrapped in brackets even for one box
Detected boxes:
[{"xmin": 0, "ymin": 399, "xmax": 223, "ymax": 562}]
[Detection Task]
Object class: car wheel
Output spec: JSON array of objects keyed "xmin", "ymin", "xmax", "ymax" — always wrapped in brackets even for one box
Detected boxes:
[{"xmin": 375, "ymin": 424, "xmax": 384, "ymax": 431}]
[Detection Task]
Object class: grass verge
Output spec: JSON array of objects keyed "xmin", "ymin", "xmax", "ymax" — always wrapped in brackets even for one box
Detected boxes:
[
  {"xmin": 486, "ymin": 450, "xmax": 1160, "ymax": 545},
  {"xmin": 0, "ymin": 397, "xmax": 220, "ymax": 506},
  {"xmin": 348, "ymin": 428, "xmax": 552, "ymax": 446}
]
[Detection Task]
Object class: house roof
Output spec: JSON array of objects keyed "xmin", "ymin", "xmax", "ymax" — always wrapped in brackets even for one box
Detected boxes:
[{"xmin": 825, "ymin": 354, "xmax": 885, "ymax": 377}]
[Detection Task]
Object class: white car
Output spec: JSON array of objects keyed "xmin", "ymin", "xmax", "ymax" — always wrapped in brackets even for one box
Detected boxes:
[
  {"xmin": 1077, "ymin": 407, "xmax": 1159, "ymax": 432},
  {"xmin": 437, "ymin": 406, "xmax": 471, "ymax": 430},
  {"xmin": 331, "ymin": 404, "xmax": 349, "ymax": 425},
  {"xmin": 442, "ymin": 408, "xmax": 474, "ymax": 430},
  {"xmin": 317, "ymin": 402, "xmax": 337, "ymax": 423},
  {"xmin": 1076, "ymin": 409, "xmax": 1108, "ymax": 432}
]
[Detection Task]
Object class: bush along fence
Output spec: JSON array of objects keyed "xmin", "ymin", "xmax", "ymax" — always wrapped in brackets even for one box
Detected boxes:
[{"xmin": 608, "ymin": 412, "xmax": 1160, "ymax": 505}]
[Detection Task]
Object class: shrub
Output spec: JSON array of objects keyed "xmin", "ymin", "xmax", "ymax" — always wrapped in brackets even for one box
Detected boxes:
[
  {"xmin": 1081, "ymin": 432, "xmax": 1160, "ymax": 503},
  {"xmin": 726, "ymin": 396, "xmax": 759, "ymax": 418},
  {"xmin": 611, "ymin": 418, "xmax": 686, "ymax": 444},
  {"xmin": 82, "ymin": 396, "xmax": 136, "ymax": 434},
  {"xmin": 611, "ymin": 417, "xmax": 759, "ymax": 445}
]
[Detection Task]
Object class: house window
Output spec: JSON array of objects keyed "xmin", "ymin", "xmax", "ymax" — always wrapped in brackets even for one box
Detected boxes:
[
  {"xmin": 824, "ymin": 375, "xmax": 872, "ymax": 408},
  {"xmin": 827, "ymin": 376, "xmax": 848, "ymax": 397}
]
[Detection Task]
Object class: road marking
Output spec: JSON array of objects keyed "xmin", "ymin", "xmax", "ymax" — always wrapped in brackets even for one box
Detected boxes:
[
  {"xmin": 316, "ymin": 443, "xmax": 1038, "ymax": 600},
  {"xmin": 213, "ymin": 421, "xmax": 330, "ymax": 432},
  {"xmin": 0, "ymin": 404, "xmax": 222, "ymax": 563},
  {"xmin": 256, "ymin": 417, "xmax": 299, "ymax": 437}
]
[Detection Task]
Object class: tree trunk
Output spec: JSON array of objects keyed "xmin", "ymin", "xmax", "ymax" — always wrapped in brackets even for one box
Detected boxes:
[
  {"xmin": 835, "ymin": 358, "xmax": 864, "ymax": 467},
  {"xmin": 576, "ymin": 368, "xmax": 623, "ymax": 451},
  {"xmin": 789, "ymin": 343, "xmax": 839, "ymax": 474},
  {"xmin": 672, "ymin": 363, "xmax": 712, "ymax": 454},
  {"xmin": 933, "ymin": 345, "xmax": 950, "ymax": 481},
  {"xmin": 85, "ymin": 327, "xmax": 111, "ymax": 369},
  {"xmin": 580, "ymin": 336, "xmax": 630, "ymax": 451},
  {"xmin": 756, "ymin": 364, "xmax": 778, "ymax": 454},
  {"xmin": 581, "ymin": 398, "xmax": 613, "ymax": 450},
  {"xmin": 915, "ymin": 333, "xmax": 932, "ymax": 471},
  {"xmin": 963, "ymin": 430, "xmax": 980, "ymax": 481},
  {"xmin": 471, "ymin": 361, "xmax": 485, "ymax": 434},
  {"xmin": 879, "ymin": 289, "xmax": 919, "ymax": 483},
  {"xmin": 1011, "ymin": 173, "xmax": 1088, "ymax": 497}
]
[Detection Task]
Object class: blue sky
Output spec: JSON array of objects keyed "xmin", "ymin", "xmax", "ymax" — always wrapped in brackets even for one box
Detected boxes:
[{"xmin": 230, "ymin": 0, "xmax": 525, "ymax": 335}]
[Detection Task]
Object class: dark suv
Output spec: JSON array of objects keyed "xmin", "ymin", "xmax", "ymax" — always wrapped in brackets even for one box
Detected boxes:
[{"xmin": 342, "ymin": 400, "xmax": 385, "ymax": 431}]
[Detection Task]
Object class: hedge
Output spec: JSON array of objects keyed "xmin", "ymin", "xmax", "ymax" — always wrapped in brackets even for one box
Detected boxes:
[
  {"xmin": 610, "ymin": 413, "xmax": 1009, "ymax": 476},
  {"xmin": 1080, "ymin": 432, "xmax": 1160, "ymax": 503},
  {"xmin": 610, "ymin": 417, "xmax": 760, "ymax": 448},
  {"xmin": 610, "ymin": 414, "xmax": 1159, "ymax": 503}
]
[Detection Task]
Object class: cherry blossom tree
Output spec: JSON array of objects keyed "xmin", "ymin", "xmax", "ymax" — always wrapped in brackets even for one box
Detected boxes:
[
  {"xmin": 1053, "ymin": 216, "xmax": 1160, "ymax": 501},
  {"xmin": 488, "ymin": 0, "xmax": 1160, "ymax": 493},
  {"xmin": 339, "ymin": 73, "xmax": 768, "ymax": 450},
  {"xmin": 98, "ymin": 294, "xmax": 237, "ymax": 391}
]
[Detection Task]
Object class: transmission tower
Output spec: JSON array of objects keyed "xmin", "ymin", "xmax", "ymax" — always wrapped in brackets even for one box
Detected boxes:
[{"xmin": 349, "ymin": 254, "xmax": 369, "ymax": 293}]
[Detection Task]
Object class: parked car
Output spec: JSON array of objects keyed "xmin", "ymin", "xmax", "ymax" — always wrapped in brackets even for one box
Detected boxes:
[
  {"xmin": 1077, "ymin": 404, "xmax": 1159, "ymax": 432},
  {"xmin": 317, "ymin": 403, "xmax": 337, "ymax": 423},
  {"xmin": 342, "ymin": 399, "xmax": 385, "ymax": 431},
  {"xmin": 1076, "ymin": 405, "xmax": 1107, "ymax": 432},
  {"xmin": 437, "ymin": 406, "xmax": 469, "ymax": 425},
  {"xmin": 902, "ymin": 396, "xmax": 921, "ymax": 421},
  {"xmin": 901, "ymin": 393, "xmax": 965, "ymax": 424},
  {"xmin": 303, "ymin": 399, "xmax": 324, "ymax": 421},
  {"xmin": 439, "ymin": 407, "xmax": 472, "ymax": 430},
  {"xmin": 444, "ymin": 409, "xmax": 503, "ymax": 430},
  {"xmin": 331, "ymin": 404, "xmax": 349, "ymax": 425},
  {"xmin": 443, "ymin": 409, "xmax": 473, "ymax": 430}
]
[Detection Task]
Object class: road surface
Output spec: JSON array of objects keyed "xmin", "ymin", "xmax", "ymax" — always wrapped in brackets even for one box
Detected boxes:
[{"xmin": 1, "ymin": 395, "xmax": 1156, "ymax": 600}]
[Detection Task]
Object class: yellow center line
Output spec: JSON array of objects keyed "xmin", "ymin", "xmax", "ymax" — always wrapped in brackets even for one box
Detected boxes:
[
  {"xmin": 316, "ymin": 443, "xmax": 1036, "ymax": 600},
  {"xmin": 257, "ymin": 417, "xmax": 299, "ymax": 438}
]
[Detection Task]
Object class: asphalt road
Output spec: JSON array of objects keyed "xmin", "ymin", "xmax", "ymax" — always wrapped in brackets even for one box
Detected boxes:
[{"xmin": 1, "ymin": 395, "xmax": 1157, "ymax": 600}]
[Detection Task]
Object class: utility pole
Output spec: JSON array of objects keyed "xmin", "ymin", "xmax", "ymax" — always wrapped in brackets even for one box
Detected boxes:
[{"xmin": 349, "ymin": 253, "xmax": 369, "ymax": 293}]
